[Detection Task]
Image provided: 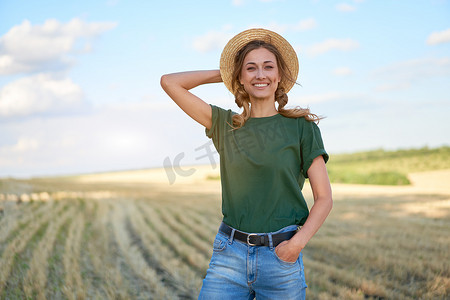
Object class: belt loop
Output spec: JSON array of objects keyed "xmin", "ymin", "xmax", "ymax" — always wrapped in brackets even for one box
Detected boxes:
[
  {"xmin": 228, "ymin": 228, "xmax": 236, "ymax": 245},
  {"xmin": 268, "ymin": 233, "xmax": 274, "ymax": 250}
]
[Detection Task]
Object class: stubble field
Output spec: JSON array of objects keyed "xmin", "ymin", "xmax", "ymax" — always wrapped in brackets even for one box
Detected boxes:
[{"xmin": 0, "ymin": 165, "xmax": 449, "ymax": 299}]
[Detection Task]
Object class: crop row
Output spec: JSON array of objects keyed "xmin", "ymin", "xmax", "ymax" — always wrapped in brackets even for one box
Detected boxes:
[{"xmin": 0, "ymin": 195, "xmax": 224, "ymax": 299}]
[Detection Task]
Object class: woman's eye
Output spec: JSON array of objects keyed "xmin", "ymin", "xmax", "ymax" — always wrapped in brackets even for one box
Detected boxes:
[
  {"xmin": 265, "ymin": 66, "xmax": 273, "ymax": 69},
  {"xmin": 247, "ymin": 67, "xmax": 255, "ymax": 71}
]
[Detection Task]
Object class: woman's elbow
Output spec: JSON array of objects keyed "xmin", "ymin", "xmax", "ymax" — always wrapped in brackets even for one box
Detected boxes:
[{"xmin": 160, "ymin": 74, "xmax": 170, "ymax": 90}]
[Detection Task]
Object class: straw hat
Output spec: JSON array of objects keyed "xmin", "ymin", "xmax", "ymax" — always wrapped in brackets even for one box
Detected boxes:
[{"xmin": 220, "ymin": 28, "xmax": 299, "ymax": 94}]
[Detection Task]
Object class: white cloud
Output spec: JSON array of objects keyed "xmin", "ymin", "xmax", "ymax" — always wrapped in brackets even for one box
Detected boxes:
[
  {"xmin": 336, "ymin": 3, "xmax": 356, "ymax": 12},
  {"xmin": 260, "ymin": 22, "xmax": 289, "ymax": 34},
  {"xmin": 0, "ymin": 99, "xmax": 209, "ymax": 177},
  {"xmin": 0, "ymin": 73, "xmax": 85, "ymax": 117},
  {"xmin": 307, "ymin": 38, "xmax": 360, "ymax": 56},
  {"xmin": 192, "ymin": 27, "xmax": 234, "ymax": 53},
  {"xmin": 252, "ymin": 18, "xmax": 318, "ymax": 34},
  {"xmin": 300, "ymin": 92, "xmax": 344, "ymax": 104},
  {"xmin": 0, "ymin": 18, "xmax": 117, "ymax": 75},
  {"xmin": 0, "ymin": 129, "xmax": 83, "ymax": 172},
  {"xmin": 426, "ymin": 28, "xmax": 450, "ymax": 45},
  {"xmin": 332, "ymin": 67, "xmax": 352, "ymax": 76},
  {"xmin": 373, "ymin": 57, "xmax": 450, "ymax": 91},
  {"xmin": 0, "ymin": 137, "xmax": 40, "ymax": 153},
  {"xmin": 195, "ymin": 18, "xmax": 318, "ymax": 53},
  {"xmin": 293, "ymin": 18, "xmax": 318, "ymax": 31},
  {"xmin": 375, "ymin": 82, "xmax": 412, "ymax": 92}
]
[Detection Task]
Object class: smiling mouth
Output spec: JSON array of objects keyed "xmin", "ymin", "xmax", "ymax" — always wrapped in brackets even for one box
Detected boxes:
[{"xmin": 253, "ymin": 83, "xmax": 269, "ymax": 87}]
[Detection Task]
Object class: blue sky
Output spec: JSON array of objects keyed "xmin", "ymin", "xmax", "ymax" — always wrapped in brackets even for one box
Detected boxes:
[{"xmin": 0, "ymin": 0, "xmax": 449, "ymax": 177}]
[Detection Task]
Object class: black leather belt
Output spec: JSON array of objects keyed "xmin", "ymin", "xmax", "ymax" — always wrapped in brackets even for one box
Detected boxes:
[{"xmin": 219, "ymin": 222, "xmax": 298, "ymax": 247}]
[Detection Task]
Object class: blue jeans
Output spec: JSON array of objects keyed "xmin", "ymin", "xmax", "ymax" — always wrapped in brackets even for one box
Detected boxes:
[{"xmin": 198, "ymin": 224, "xmax": 307, "ymax": 299}]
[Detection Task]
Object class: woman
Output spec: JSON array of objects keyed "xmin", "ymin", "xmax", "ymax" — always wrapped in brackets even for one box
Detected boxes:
[{"xmin": 161, "ymin": 28, "xmax": 332, "ymax": 299}]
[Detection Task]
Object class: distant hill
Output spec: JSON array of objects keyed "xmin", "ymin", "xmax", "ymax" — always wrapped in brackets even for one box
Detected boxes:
[{"xmin": 326, "ymin": 146, "xmax": 450, "ymax": 185}]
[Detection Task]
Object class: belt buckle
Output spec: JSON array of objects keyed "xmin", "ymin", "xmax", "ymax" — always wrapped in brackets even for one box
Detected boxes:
[{"xmin": 247, "ymin": 233, "xmax": 258, "ymax": 246}]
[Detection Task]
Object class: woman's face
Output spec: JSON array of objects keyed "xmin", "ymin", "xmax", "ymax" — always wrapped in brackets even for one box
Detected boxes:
[{"xmin": 240, "ymin": 47, "xmax": 281, "ymax": 102}]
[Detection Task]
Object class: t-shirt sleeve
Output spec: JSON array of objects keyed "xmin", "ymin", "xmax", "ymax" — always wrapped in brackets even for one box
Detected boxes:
[
  {"xmin": 205, "ymin": 104, "xmax": 233, "ymax": 153},
  {"xmin": 299, "ymin": 118, "xmax": 329, "ymax": 178}
]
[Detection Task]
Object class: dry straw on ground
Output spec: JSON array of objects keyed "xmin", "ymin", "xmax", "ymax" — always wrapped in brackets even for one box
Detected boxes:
[{"xmin": 0, "ymin": 166, "xmax": 449, "ymax": 299}]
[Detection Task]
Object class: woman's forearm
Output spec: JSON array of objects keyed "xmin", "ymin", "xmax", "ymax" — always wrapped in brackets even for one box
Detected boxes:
[
  {"xmin": 274, "ymin": 195, "xmax": 332, "ymax": 263},
  {"xmin": 291, "ymin": 196, "xmax": 332, "ymax": 249},
  {"xmin": 161, "ymin": 70, "xmax": 222, "ymax": 91}
]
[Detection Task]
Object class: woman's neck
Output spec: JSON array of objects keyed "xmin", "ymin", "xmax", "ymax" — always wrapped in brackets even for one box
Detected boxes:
[{"xmin": 250, "ymin": 98, "xmax": 278, "ymax": 118}]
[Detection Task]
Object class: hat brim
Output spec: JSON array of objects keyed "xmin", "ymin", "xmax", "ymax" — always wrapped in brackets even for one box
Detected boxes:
[{"xmin": 220, "ymin": 28, "xmax": 299, "ymax": 94}]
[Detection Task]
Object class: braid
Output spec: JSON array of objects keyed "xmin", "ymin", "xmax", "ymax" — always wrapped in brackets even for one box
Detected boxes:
[
  {"xmin": 276, "ymin": 87, "xmax": 322, "ymax": 123},
  {"xmin": 275, "ymin": 87, "xmax": 288, "ymax": 111},
  {"xmin": 231, "ymin": 85, "xmax": 251, "ymax": 129}
]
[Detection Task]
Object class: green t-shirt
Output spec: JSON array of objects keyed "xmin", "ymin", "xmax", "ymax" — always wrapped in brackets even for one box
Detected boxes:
[{"xmin": 205, "ymin": 105, "xmax": 329, "ymax": 233}]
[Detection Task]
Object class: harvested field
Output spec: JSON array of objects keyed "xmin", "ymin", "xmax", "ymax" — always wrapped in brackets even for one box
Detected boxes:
[{"xmin": 0, "ymin": 166, "xmax": 449, "ymax": 299}]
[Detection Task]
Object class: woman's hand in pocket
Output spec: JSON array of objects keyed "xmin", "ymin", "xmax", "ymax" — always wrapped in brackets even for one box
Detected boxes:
[{"xmin": 275, "ymin": 240, "xmax": 302, "ymax": 263}]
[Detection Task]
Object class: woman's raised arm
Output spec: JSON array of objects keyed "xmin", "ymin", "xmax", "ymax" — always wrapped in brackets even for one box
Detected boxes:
[{"xmin": 160, "ymin": 70, "xmax": 222, "ymax": 130}]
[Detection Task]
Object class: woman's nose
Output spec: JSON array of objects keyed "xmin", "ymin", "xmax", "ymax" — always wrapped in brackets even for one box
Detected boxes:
[{"xmin": 256, "ymin": 68, "xmax": 266, "ymax": 79}]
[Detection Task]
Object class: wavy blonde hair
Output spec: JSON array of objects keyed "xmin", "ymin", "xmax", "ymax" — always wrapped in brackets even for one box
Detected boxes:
[{"xmin": 230, "ymin": 40, "xmax": 321, "ymax": 129}]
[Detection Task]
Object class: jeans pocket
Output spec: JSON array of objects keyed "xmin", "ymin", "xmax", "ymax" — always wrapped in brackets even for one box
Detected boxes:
[
  {"xmin": 273, "ymin": 249, "xmax": 298, "ymax": 266},
  {"xmin": 212, "ymin": 233, "xmax": 228, "ymax": 252}
]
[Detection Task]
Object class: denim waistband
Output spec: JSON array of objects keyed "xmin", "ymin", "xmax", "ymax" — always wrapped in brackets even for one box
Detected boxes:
[
  {"xmin": 224, "ymin": 223, "xmax": 299, "ymax": 235},
  {"xmin": 219, "ymin": 222, "xmax": 299, "ymax": 248}
]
